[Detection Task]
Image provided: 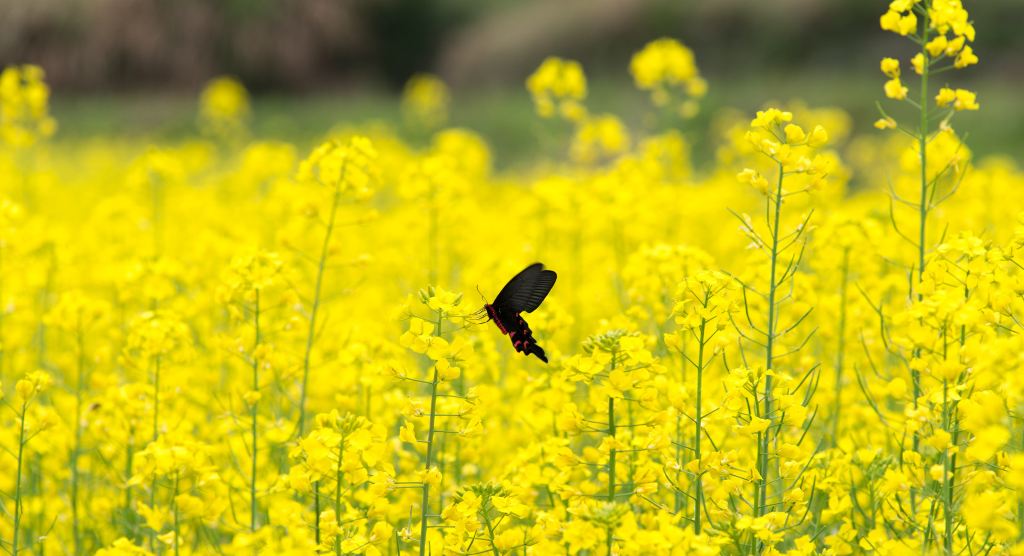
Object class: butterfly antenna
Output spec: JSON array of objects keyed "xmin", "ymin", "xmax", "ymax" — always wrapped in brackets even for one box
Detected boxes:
[{"xmin": 476, "ymin": 284, "xmax": 488, "ymax": 304}]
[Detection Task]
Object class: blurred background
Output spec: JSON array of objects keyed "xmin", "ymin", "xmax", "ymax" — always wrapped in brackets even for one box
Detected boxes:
[{"xmin": 3, "ymin": 0, "xmax": 1022, "ymax": 165}]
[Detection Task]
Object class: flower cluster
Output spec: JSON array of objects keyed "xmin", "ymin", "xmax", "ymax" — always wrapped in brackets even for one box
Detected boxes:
[
  {"xmin": 526, "ymin": 57, "xmax": 588, "ymax": 122},
  {"xmin": 0, "ymin": 64, "xmax": 57, "ymax": 147},
  {"xmin": 630, "ymin": 37, "xmax": 706, "ymax": 117},
  {"xmin": 198, "ymin": 75, "xmax": 250, "ymax": 138},
  {"xmin": 402, "ymin": 73, "xmax": 451, "ymax": 130},
  {"xmin": 297, "ymin": 135, "xmax": 379, "ymax": 200}
]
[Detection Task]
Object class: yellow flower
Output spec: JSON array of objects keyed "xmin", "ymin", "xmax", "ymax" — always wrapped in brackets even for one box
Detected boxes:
[
  {"xmin": 526, "ymin": 57, "xmax": 588, "ymax": 121},
  {"xmin": 880, "ymin": 10, "xmax": 917, "ymax": 36},
  {"xmin": 945, "ymin": 35, "xmax": 966, "ymax": 56},
  {"xmin": 562, "ymin": 519, "xmax": 600, "ymax": 553},
  {"xmin": 243, "ymin": 390, "xmax": 261, "ymax": 406},
  {"xmin": 435, "ymin": 359, "xmax": 461, "ymax": 381},
  {"xmin": 737, "ymin": 168, "xmax": 770, "ymax": 194},
  {"xmin": 953, "ymin": 88, "xmax": 980, "ymax": 111},
  {"xmin": 886, "ymin": 377, "xmax": 907, "ymax": 397},
  {"xmin": 963, "ymin": 490, "xmax": 1017, "ymax": 541},
  {"xmin": 965, "ymin": 426, "xmax": 1010, "ymax": 462},
  {"xmin": 807, "ymin": 125, "xmax": 829, "ymax": 148},
  {"xmin": 174, "ymin": 494, "xmax": 205, "ymax": 520},
  {"xmin": 14, "ymin": 370, "xmax": 51, "ymax": 404},
  {"xmin": 0, "ymin": 65, "xmax": 57, "ymax": 147},
  {"xmin": 751, "ymin": 108, "xmax": 793, "ymax": 128},
  {"xmin": 401, "ymin": 73, "xmax": 450, "ymax": 129},
  {"xmin": 737, "ymin": 417, "xmax": 770, "ymax": 435},
  {"xmin": 340, "ymin": 535, "xmax": 369, "ymax": 553},
  {"xmin": 925, "ymin": 429, "xmax": 951, "ymax": 451},
  {"xmin": 425, "ymin": 336, "xmax": 450, "ymax": 361},
  {"xmin": 491, "ymin": 495, "xmax": 530, "ymax": 518},
  {"xmin": 297, "ymin": 135, "xmax": 378, "ymax": 199},
  {"xmin": 422, "ymin": 467, "xmax": 442, "ymax": 486},
  {"xmin": 954, "ymin": 45, "xmax": 979, "ymax": 68},
  {"xmin": 874, "ymin": 117, "xmax": 897, "ymax": 130},
  {"xmin": 879, "ymin": 57, "xmax": 901, "ymax": 78},
  {"xmin": 630, "ymin": 37, "xmax": 705, "ymax": 113},
  {"xmin": 605, "ymin": 368, "xmax": 633, "ymax": 399},
  {"xmin": 925, "ymin": 35, "xmax": 949, "ymax": 57},
  {"xmin": 884, "ymin": 77, "xmax": 908, "ymax": 100},
  {"xmin": 45, "ymin": 291, "xmax": 110, "ymax": 331},
  {"xmin": 96, "ymin": 538, "xmax": 155, "ymax": 556},
  {"xmin": 889, "ymin": 0, "xmax": 918, "ymax": 12},
  {"xmin": 936, "ymin": 87, "xmax": 957, "ymax": 108},
  {"xmin": 911, "ymin": 52, "xmax": 926, "ymax": 75},
  {"xmin": 198, "ymin": 75, "xmax": 249, "ymax": 137},
  {"xmin": 784, "ymin": 124, "xmax": 806, "ymax": 144},
  {"xmin": 570, "ymin": 114, "xmax": 631, "ymax": 163},
  {"xmin": 426, "ymin": 288, "xmax": 462, "ymax": 313},
  {"xmin": 15, "ymin": 378, "xmax": 35, "ymax": 403}
]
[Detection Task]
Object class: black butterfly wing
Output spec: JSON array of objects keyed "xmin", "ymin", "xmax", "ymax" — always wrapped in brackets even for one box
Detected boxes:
[{"xmin": 492, "ymin": 263, "xmax": 557, "ymax": 314}]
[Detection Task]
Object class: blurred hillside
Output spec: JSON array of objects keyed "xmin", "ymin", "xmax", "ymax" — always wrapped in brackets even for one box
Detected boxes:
[
  {"xmin": 7, "ymin": 0, "xmax": 1024, "ymax": 168},
  {"xmin": 3, "ymin": 0, "xmax": 1022, "ymax": 92}
]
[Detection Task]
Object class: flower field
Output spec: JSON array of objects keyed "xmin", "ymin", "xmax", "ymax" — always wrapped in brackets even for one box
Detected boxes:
[{"xmin": 1, "ymin": 1, "xmax": 1023, "ymax": 555}]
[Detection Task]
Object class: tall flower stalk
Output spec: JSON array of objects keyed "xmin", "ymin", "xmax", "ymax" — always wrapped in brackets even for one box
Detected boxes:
[
  {"xmin": 876, "ymin": 0, "xmax": 978, "ymax": 524},
  {"xmin": 397, "ymin": 286, "xmax": 472, "ymax": 556},
  {"xmin": 560, "ymin": 330, "xmax": 657, "ymax": 555},
  {"xmin": 44, "ymin": 293, "xmax": 108, "ymax": 556},
  {"xmin": 666, "ymin": 271, "xmax": 737, "ymax": 533},
  {"xmin": 734, "ymin": 108, "xmax": 828, "ymax": 528},
  {"xmin": 249, "ymin": 291, "xmax": 260, "ymax": 531},
  {"xmin": 8, "ymin": 372, "xmax": 53, "ymax": 556},
  {"xmin": 294, "ymin": 136, "xmax": 377, "ymax": 436},
  {"xmin": 123, "ymin": 311, "xmax": 191, "ymax": 547},
  {"xmin": 225, "ymin": 250, "xmax": 284, "ymax": 532}
]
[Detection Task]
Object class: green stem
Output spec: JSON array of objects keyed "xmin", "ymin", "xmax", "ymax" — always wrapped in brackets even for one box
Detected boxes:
[
  {"xmin": 250, "ymin": 290, "xmax": 261, "ymax": 532},
  {"xmin": 607, "ymin": 348, "xmax": 619, "ymax": 503},
  {"xmin": 13, "ymin": 403, "xmax": 28, "ymax": 556},
  {"xmin": 173, "ymin": 471, "xmax": 180, "ymax": 556},
  {"xmin": 298, "ymin": 184, "xmax": 342, "ymax": 437},
  {"xmin": 152, "ymin": 355, "xmax": 162, "ymax": 441},
  {"xmin": 942, "ymin": 290, "xmax": 969, "ymax": 554},
  {"xmin": 1018, "ymin": 423, "xmax": 1024, "ymax": 541},
  {"xmin": 418, "ymin": 309, "xmax": 444, "ymax": 556},
  {"xmin": 481, "ymin": 505, "xmax": 501, "ymax": 556},
  {"xmin": 150, "ymin": 355, "xmax": 162, "ymax": 552},
  {"xmin": 125, "ymin": 429, "xmax": 136, "ymax": 541},
  {"xmin": 942, "ymin": 377, "xmax": 953, "ymax": 555},
  {"xmin": 608, "ymin": 395, "xmax": 616, "ymax": 502},
  {"xmin": 71, "ymin": 326, "xmax": 86, "ymax": 555},
  {"xmin": 314, "ymin": 481, "xmax": 321, "ymax": 547},
  {"xmin": 335, "ymin": 433, "xmax": 345, "ymax": 556},
  {"xmin": 758, "ymin": 161, "xmax": 785, "ymax": 518},
  {"xmin": 418, "ymin": 367, "xmax": 440, "ymax": 556},
  {"xmin": 911, "ymin": 8, "xmax": 932, "ymax": 517},
  {"xmin": 674, "ymin": 414, "xmax": 682, "ymax": 514},
  {"xmin": 606, "ymin": 351, "xmax": 618, "ymax": 556},
  {"xmin": 833, "ymin": 248, "xmax": 850, "ymax": 442},
  {"xmin": 917, "ymin": 15, "xmax": 931, "ymax": 296},
  {"xmin": 694, "ymin": 314, "xmax": 707, "ymax": 534}
]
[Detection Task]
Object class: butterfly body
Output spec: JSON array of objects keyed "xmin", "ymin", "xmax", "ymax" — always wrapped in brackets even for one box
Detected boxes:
[
  {"xmin": 481, "ymin": 263, "xmax": 556, "ymax": 363},
  {"xmin": 484, "ymin": 303, "xmax": 547, "ymax": 362}
]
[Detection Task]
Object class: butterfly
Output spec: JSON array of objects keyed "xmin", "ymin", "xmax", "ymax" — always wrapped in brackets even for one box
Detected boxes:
[{"xmin": 474, "ymin": 263, "xmax": 557, "ymax": 363}]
